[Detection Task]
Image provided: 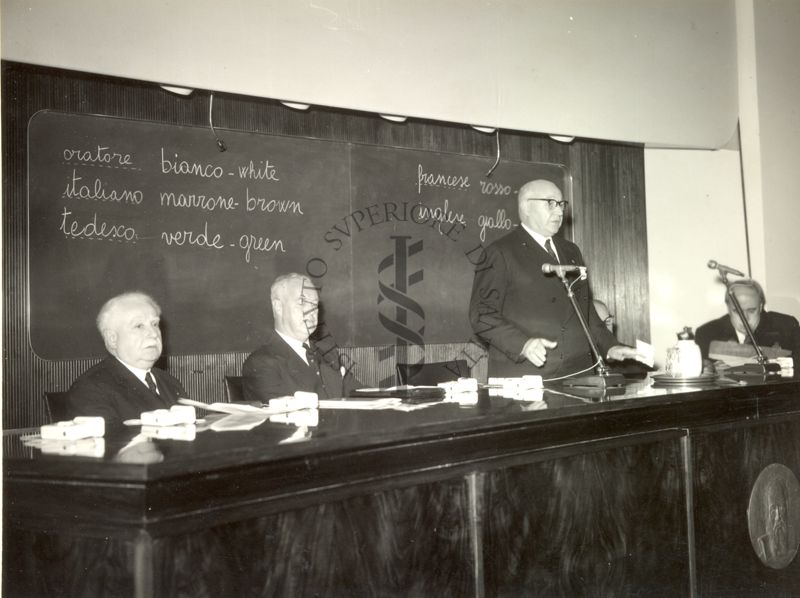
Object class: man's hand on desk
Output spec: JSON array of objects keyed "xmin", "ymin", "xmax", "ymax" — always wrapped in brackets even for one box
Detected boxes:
[{"xmin": 522, "ymin": 338, "xmax": 558, "ymax": 366}]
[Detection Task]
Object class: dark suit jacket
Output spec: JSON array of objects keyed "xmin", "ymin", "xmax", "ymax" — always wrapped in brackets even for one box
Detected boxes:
[
  {"xmin": 695, "ymin": 311, "xmax": 800, "ymax": 361},
  {"xmin": 469, "ymin": 227, "xmax": 618, "ymax": 378},
  {"xmin": 67, "ymin": 356, "xmax": 186, "ymax": 429},
  {"xmin": 242, "ymin": 331, "xmax": 359, "ymax": 401}
]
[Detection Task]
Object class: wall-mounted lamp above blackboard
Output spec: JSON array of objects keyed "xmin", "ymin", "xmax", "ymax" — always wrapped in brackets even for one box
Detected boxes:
[
  {"xmin": 160, "ymin": 84, "xmax": 194, "ymax": 97},
  {"xmin": 209, "ymin": 93, "xmax": 227, "ymax": 152},
  {"xmin": 280, "ymin": 101, "xmax": 311, "ymax": 111},
  {"xmin": 379, "ymin": 114, "xmax": 407, "ymax": 123}
]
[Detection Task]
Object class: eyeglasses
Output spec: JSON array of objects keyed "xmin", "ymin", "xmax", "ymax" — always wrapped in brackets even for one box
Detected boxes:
[{"xmin": 527, "ymin": 198, "xmax": 569, "ymax": 211}]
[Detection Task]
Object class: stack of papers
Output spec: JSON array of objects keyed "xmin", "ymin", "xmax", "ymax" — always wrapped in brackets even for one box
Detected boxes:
[
  {"xmin": 318, "ymin": 398, "xmax": 436, "ymax": 411},
  {"xmin": 636, "ymin": 339, "xmax": 655, "ymax": 368},
  {"xmin": 178, "ymin": 398, "xmax": 287, "ymax": 432},
  {"xmin": 208, "ymin": 413, "xmax": 268, "ymax": 432},
  {"xmin": 709, "ymin": 341, "xmax": 793, "ymax": 376},
  {"xmin": 178, "ymin": 398, "xmax": 278, "ymax": 415}
]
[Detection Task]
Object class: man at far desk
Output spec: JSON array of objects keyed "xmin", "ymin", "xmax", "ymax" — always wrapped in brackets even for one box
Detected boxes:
[
  {"xmin": 243, "ymin": 273, "xmax": 359, "ymax": 402},
  {"xmin": 469, "ymin": 179, "xmax": 641, "ymax": 380},
  {"xmin": 67, "ymin": 291, "xmax": 186, "ymax": 429},
  {"xmin": 695, "ymin": 278, "xmax": 800, "ymax": 366}
]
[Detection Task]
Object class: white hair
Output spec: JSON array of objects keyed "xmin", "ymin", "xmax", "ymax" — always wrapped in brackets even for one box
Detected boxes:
[{"xmin": 96, "ymin": 291, "xmax": 160, "ymax": 337}]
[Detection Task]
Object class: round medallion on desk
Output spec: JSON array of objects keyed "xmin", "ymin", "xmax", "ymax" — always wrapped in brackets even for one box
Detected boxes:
[{"xmin": 747, "ymin": 463, "xmax": 800, "ymax": 569}]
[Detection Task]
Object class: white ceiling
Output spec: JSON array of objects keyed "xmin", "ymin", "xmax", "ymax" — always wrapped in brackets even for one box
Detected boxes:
[{"xmin": 1, "ymin": 0, "xmax": 739, "ymax": 148}]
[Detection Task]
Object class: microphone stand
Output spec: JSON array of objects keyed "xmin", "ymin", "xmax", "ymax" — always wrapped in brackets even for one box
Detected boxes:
[
  {"xmin": 717, "ymin": 270, "xmax": 780, "ymax": 376},
  {"xmin": 553, "ymin": 270, "xmax": 626, "ymax": 390}
]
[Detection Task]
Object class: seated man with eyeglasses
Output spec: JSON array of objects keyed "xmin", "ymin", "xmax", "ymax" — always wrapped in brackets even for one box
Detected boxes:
[{"xmin": 469, "ymin": 179, "xmax": 641, "ymax": 380}]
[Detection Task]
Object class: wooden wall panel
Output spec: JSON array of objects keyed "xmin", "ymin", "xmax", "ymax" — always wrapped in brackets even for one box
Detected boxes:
[
  {"xmin": 2, "ymin": 61, "xmax": 648, "ymax": 428},
  {"xmin": 570, "ymin": 140, "xmax": 650, "ymax": 347}
]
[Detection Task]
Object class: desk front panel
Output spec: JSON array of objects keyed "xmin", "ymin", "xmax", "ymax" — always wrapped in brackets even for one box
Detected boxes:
[
  {"xmin": 5, "ymin": 379, "xmax": 800, "ymax": 596},
  {"xmin": 693, "ymin": 415, "xmax": 800, "ymax": 596},
  {"xmin": 5, "ymin": 476, "xmax": 476, "ymax": 598},
  {"xmin": 483, "ymin": 431, "xmax": 689, "ymax": 597}
]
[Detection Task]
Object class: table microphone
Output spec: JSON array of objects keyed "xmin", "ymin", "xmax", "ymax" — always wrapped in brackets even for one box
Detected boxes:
[
  {"xmin": 542, "ymin": 263, "xmax": 581, "ymax": 275},
  {"xmin": 707, "ymin": 260, "xmax": 744, "ymax": 277},
  {"xmin": 545, "ymin": 264, "xmax": 625, "ymax": 391}
]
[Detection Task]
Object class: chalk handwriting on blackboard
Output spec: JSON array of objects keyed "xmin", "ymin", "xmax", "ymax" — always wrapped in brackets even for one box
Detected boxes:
[
  {"xmin": 161, "ymin": 222, "xmax": 225, "ymax": 249},
  {"xmin": 478, "ymin": 180, "xmax": 513, "ymax": 196},
  {"xmin": 59, "ymin": 208, "xmax": 138, "ymax": 242},
  {"xmin": 159, "ymin": 224, "xmax": 286, "ymax": 263},
  {"xmin": 245, "ymin": 188, "xmax": 304, "ymax": 214},
  {"xmin": 477, "ymin": 209, "xmax": 513, "ymax": 242},
  {"xmin": 63, "ymin": 170, "xmax": 144, "ymax": 204},
  {"xmin": 30, "ymin": 111, "xmax": 569, "ymax": 361},
  {"xmin": 236, "ymin": 160, "xmax": 280, "ymax": 181},
  {"xmin": 63, "ymin": 146, "xmax": 133, "ymax": 167},
  {"xmin": 238, "ymin": 234, "xmax": 285, "ymax": 263},
  {"xmin": 417, "ymin": 164, "xmax": 470, "ymax": 193},
  {"xmin": 416, "ymin": 199, "xmax": 466, "ymax": 234},
  {"xmin": 161, "ymin": 149, "xmax": 224, "ymax": 179},
  {"xmin": 160, "ymin": 191, "xmax": 237, "ymax": 212}
]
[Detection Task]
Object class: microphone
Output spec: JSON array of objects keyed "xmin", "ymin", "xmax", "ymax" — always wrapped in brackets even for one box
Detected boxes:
[
  {"xmin": 542, "ymin": 263, "xmax": 582, "ymax": 275},
  {"xmin": 707, "ymin": 260, "xmax": 745, "ymax": 277}
]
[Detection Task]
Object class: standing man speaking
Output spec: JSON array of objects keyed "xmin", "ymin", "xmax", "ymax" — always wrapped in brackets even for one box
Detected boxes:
[{"xmin": 469, "ymin": 179, "xmax": 638, "ymax": 379}]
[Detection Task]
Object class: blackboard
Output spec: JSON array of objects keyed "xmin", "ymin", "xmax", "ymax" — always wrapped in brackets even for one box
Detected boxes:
[{"xmin": 27, "ymin": 111, "xmax": 568, "ymax": 359}]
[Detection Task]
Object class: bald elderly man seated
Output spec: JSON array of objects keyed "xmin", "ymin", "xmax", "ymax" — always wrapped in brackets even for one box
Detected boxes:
[
  {"xmin": 243, "ymin": 273, "xmax": 360, "ymax": 402},
  {"xmin": 67, "ymin": 291, "xmax": 186, "ymax": 429},
  {"xmin": 696, "ymin": 278, "xmax": 800, "ymax": 365}
]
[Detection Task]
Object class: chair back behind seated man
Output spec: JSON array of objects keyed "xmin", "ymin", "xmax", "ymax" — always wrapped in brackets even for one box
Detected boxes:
[
  {"xmin": 43, "ymin": 391, "xmax": 71, "ymax": 423},
  {"xmin": 243, "ymin": 273, "xmax": 360, "ymax": 402},
  {"xmin": 67, "ymin": 291, "xmax": 187, "ymax": 429},
  {"xmin": 396, "ymin": 359, "xmax": 470, "ymax": 386},
  {"xmin": 224, "ymin": 376, "xmax": 244, "ymax": 403}
]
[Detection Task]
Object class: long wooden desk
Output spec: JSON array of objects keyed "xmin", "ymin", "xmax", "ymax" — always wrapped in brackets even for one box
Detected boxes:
[{"xmin": 4, "ymin": 377, "xmax": 800, "ymax": 596}]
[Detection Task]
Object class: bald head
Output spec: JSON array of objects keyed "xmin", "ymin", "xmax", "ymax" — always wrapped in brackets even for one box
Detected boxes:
[
  {"xmin": 518, "ymin": 179, "xmax": 566, "ymax": 237},
  {"xmin": 725, "ymin": 279, "xmax": 764, "ymax": 335}
]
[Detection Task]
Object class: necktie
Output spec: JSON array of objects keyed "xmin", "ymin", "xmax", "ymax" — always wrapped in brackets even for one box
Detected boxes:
[
  {"xmin": 304, "ymin": 341, "xmax": 331, "ymax": 398},
  {"xmin": 303, "ymin": 342, "xmax": 319, "ymax": 374},
  {"xmin": 545, "ymin": 238, "xmax": 559, "ymax": 263},
  {"xmin": 145, "ymin": 371, "xmax": 159, "ymax": 395}
]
